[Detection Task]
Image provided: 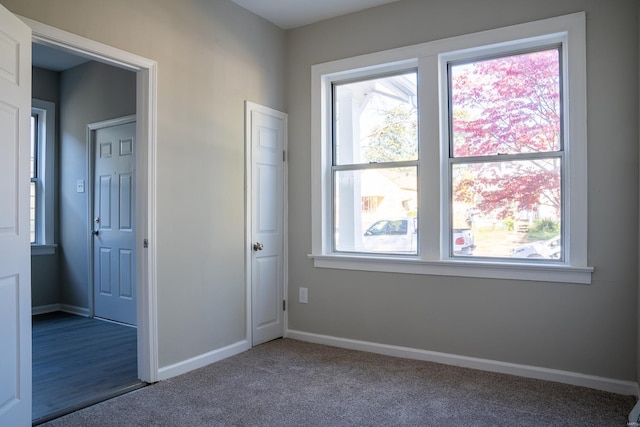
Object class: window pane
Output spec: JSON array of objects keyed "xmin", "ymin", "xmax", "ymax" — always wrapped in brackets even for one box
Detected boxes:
[
  {"xmin": 30, "ymin": 181, "xmax": 36, "ymax": 244},
  {"xmin": 334, "ymin": 167, "xmax": 417, "ymax": 254},
  {"xmin": 450, "ymin": 49, "xmax": 561, "ymax": 157},
  {"xmin": 334, "ymin": 71, "xmax": 417, "ymax": 165},
  {"xmin": 452, "ymin": 158, "xmax": 561, "ymax": 259},
  {"xmin": 31, "ymin": 115, "xmax": 37, "ymax": 179}
]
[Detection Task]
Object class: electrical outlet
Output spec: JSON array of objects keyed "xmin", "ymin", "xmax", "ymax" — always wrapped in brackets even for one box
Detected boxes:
[{"xmin": 299, "ymin": 287, "xmax": 308, "ymax": 304}]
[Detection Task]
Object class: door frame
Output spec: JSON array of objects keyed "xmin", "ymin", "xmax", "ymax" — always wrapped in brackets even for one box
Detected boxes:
[
  {"xmin": 244, "ymin": 101, "xmax": 288, "ymax": 345},
  {"xmin": 88, "ymin": 115, "xmax": 137, "ymax": 321},
  {"xmin": 21, "ymin": 15, "xmax": 159, "ymax": 383}
]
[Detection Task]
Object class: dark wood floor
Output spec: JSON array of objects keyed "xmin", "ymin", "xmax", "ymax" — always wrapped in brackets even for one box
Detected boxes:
[{"xmin": 32, "ymin": 312, "xmax": 145, "ymax": 425}]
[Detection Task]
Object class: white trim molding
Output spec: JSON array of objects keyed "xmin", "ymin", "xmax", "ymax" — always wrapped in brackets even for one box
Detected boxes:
[
  {"xmin": 286, "ymin": 329, "xmax": 639, "ymax": 397},
  {"xmin": 310, "ymin": 254, "xmax": 593, "ymax": 284},
  {"xmin": 32, "ymin": 304, "xmax": 90, "ymax": 317},
  {"xmin": 32, "ymin": 304, "xmax": 61, "ymax": 316},
  {"xmin": 60, "ymin": 304, "xmax": 91, "ymax": 317},
  {"xmin": 157, "ymin": 340, "xmax": 251, "ymax": 381},
  {"xmin": 31, "ymin": 243, "xmax": 57, "ymax": 256},
  {"xmin": 22, "ymin": 15, "xmax": 159, "ymax": 383}
]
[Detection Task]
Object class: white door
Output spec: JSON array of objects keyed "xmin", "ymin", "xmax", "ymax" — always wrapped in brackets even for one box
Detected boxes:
[
  {"xmin": 0, "ymin": 5, "xmax": 32, "ymax": 426},
  {"xmin": 93, "ymin": 118, "xmax": 136, "ymax": 325},
  {"xmin": 248, "ymin": 102, "xmax": 287, "ymax": 346}
]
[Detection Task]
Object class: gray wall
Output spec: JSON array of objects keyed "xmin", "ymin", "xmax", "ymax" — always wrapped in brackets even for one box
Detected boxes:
[
  {"xmin": 31, "ymin": 62, "xmax": 135, "ymax": 310},
  {"xmin": 5, "ymin": 0, "xmax": 286, "ymax": 368},
  {"xmin": 31, "ymin": 66, "xmax": 60, "ymax": 307},
  {"xmin": 285, "ymin": 0, "xmax": 639, "ymax": 382},
  {"xmin": 13, "ymin": 0, "xmax": 639, "ymax": 384},
  {"xmin": 33, "ymin": 66, "xmax": 59, "ymax": 103},
  {"xmin": 59, "ymin": 61, "xmax": 136, "ymax": 308}
]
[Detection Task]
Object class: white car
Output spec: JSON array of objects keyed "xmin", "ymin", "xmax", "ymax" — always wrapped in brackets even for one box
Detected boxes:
[
  {"xmin": 511, "ymin": 235, "xmax": 561, "ymax": 259},
  {"xmin": 362, "ymin": 218, "xmax": 474, "ymax": 255},
  {"xmin": 363, "ymin": 218, "xmax": 417, "ymax": 254}
]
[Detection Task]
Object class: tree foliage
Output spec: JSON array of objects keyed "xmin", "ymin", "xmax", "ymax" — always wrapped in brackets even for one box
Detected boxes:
[
  {"xmin": 450, "ymin": 49, "xmax": 562, "ymax": 218},
  {"xmin": 362, "ymin": 50, "xmax": 562, "ymax": 220},
  {"xmin": 364, "ymin": 105, "xmax": 417, "ymax": 163}
]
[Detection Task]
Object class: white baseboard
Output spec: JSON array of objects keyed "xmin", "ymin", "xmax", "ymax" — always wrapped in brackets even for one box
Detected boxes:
[
  {"xmin": 158, "ymin": 340, "xmax": 251, "ymax": 381},
  {"xmin": 60, "ymin": 304, "xmax": 90, "ymax": 317},
  {"xmin": 32, "ymin": 304, "xmax": 90, "ymax": 317},
  {"xmin": 32, "ymin": 304, "xmax": 62, "ymax": 315},
  {"xmin": 286, "ymin": 329, "xmax": 639, "ymax": 397}
]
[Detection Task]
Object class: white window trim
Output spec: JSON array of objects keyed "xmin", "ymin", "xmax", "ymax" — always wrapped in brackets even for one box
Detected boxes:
[
  {"xmin": 309, "ymin": 12, "xmax": 593, "ymax": 284},
  {"xmin": 31, "ymin": 99, "xmax": 57, "ymax": 256}
]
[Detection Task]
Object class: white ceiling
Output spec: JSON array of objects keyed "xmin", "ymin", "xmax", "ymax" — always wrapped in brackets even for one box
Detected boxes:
[
  {"xmin": 230, "ymin": 0, "xmax": 401, "ymax": 29},
  {"xmin": 32, "ymin": 43, "xmax": 91, "ymax": 72}
]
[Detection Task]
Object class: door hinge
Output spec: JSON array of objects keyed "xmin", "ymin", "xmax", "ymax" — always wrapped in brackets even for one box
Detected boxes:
[
  {"xmin": 283, "ymin": 300, "xmax": 286, "ymax": 311},
  {"xmin": 283, "ymin": 150, "xmax": 286, "ymax": 162},
  {"xmin": 143, "ymin": 238, "xmax": 149, "ymax": 248}
]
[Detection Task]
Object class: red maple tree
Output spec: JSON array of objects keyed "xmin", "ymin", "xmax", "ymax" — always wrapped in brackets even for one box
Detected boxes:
[{"xmin": 450, "ymin": 49, "xmax": 561, "ymax": 220}]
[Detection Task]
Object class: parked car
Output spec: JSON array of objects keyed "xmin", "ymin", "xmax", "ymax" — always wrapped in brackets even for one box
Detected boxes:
[
  {"xmin": 511, "ymin": 235, "xmax": 561, "ymax": 259},
  {"xmin": 453, "ymin": 228, "xmax": 475, "ymax": 255},
  {"xmin": 362, "ymin": 218, "xmax": 474, "ymax": 255}
]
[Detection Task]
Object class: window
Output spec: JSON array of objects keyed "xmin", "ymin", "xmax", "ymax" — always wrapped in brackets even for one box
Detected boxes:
[
  {"xmin": 31, "ymin": 99, "xmax": 56, "ymax": 255},
  {"xmin": 30, "ymin": 114, "xmax": 37, "ymax": 243},
  {"xmin": 310, "ymin": 13, "xmax": 592, "ymax": 284},
  {"xmin": 447, "ymin": 48, "xmax": 563, "ymax": 260},
  {"xmin": 332, "ymin": 71, "xmax": 418, "ymax": 254}
]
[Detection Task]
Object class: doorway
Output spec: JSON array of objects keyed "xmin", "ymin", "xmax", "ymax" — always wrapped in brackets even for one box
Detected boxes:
[
  {"xmin": 25, "ymin": 15, "xmax": 159, "ymax": 423},
  {"xmin": 31, "ymin": 49, "xmax": 141, "ymax": 424}
]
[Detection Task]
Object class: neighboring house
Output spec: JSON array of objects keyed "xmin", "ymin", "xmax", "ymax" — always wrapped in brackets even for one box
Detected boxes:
[
  {"xmin": 1, "ymin": 0, "xmax": 639, "ymax": 424},
  {"xmin": 360, "ymin": 169, "xmax": 416, "ymax": 227}
]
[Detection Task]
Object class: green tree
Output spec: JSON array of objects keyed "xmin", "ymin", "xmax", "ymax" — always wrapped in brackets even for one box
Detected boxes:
[{"xmin": 364, "ymin": 105, "xmax": 417, "ymax": 163}]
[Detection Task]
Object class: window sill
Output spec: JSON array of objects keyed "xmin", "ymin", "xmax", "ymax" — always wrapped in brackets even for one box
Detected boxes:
[
  {"xmin": 31, "ymin": 244, "xmax": 58, "ymax": 256},
  {"xmin": 308, "ymin": 253, "xmax": 593, "ymax": 284}
]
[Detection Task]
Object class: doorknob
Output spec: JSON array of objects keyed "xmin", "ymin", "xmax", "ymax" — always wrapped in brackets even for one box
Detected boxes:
[
  {"xmin": 92, "ymin": 230, "xmax": 99, "ymax": 236},
  {"xmin": 253, "ymin": 242, "xmax": 264, "ymax": 251}
]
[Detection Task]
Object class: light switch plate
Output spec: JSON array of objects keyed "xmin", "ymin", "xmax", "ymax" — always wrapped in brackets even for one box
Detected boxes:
[
  {"xmin": 299, "ymin": 287, "xmax": 308, "ymax": 304},
  {"xmin": 76, "ymin": 180, "xmax": 85, "ymax": 193}
]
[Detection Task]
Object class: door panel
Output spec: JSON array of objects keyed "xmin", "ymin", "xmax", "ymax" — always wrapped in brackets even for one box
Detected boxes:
[
  {"xmin": 255, "ymin": 255, "xmax": 279, "ymax": 328},
  {"xmin": 93, "ymin": 120, "xmax": 136, "ymax": 325},
  {"xmin": 0, "ymin": 4, "xmax": 31, "ymax": 426},
  {"xmin": 99, "ymin": 247, "xmax": 112, "ymax": 294},
  {"xmin": 119, "ymin": 174, "xmax": 133, "ymax": 229},
  {"xmin": 249, "ymin": 103, "xmax": 287, "ymax": 346}
]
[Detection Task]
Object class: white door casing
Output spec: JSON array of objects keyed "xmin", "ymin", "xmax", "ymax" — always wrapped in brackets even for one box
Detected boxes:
[
  {"xmin": 0, "ymin": 4, "xmax": 32, "ymax": 426},
  {"xmin": 246, "ymin": 102, "xmax": 287, "ymax": 346},
  {"xmin": 92, "ymin": 118, "xmax": 137, "ymax": 325},
  {"xmin": 22, "ymin": 15, "xmax": 159, "ymax": 383}
]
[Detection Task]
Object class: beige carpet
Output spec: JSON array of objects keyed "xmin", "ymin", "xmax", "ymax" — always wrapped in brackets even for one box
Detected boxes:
[{"xmin": 43, "ymin": 338, "xmax": 635, "ymax": 426}]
